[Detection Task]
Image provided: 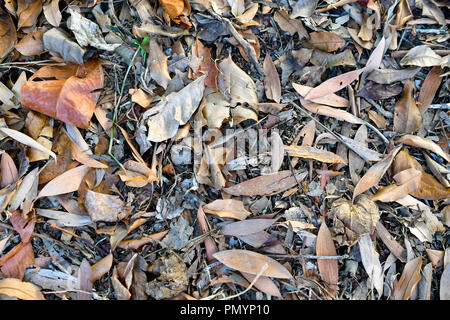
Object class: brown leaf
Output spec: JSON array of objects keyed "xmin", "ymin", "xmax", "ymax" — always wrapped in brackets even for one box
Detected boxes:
[
  {"xmin": 394, "ymin": 81, "xmax": 422, "ymax": 134},
  {"xmin": 15, "ymin": 28, "xmax": 47, "ymax": 56},
  {"xmin": 0, "ymin": 7, "xmax": 17, "ymax": 62},
  {"xmin": 306, "ymin": 32, "xmax": 345, "ymax": 53},
  {"xmin": 0, "ymin": 278, "xmax": 44, "ymax": 300},
  {"xmin": 368, "ymin": 110, "xmax": 386, "ymax": 129},
  {"xmin": 397, "ymin": 135, "xmax": 450, "ymax": 162},
  {"xmin": 358, "ymin": 234, "xmax": 383, "ymax": 296},
  {"xmin": 316, "ymin": 221, "xmax": 338, "ymax": 295},
  {"xmin": 197, "ymin": 206, "xmax": 217, "ymax": 262},
  {"xmin": 84, "ymin": 190, "xmax": 124, "ymax": 222},
  {"xmin": 357, "ymin": 82, "xmax": 403, "ymax": 100},
  {"xmin": 20, "ymin": 58, "xmax": 104, "ymax": 129},
  {"xmin": 392, "ymin": 257, "xmax": 422, "ymax": 300},
  {"xmin": 191, "ymin": 37, "xmax": 218, "ymax": 90},
  {"xmin": 203, "ymin": 199, "xmax": 252, "ymax": 220},
  {"xmin": 304, "ymin": 69, "xmax": 364, "ymax": 100},
  {"xmin": 440, "ymin": 263, "xmax": 450, "ymax": 300},
  {"xmin": 353, "ymin": 145, "xmax": 402, "ymax": 201},
  {"xmin": 284, "ymin": 145, "xmax": 347, "ymax": 164},
  {"xmin": 418, "ymin": 66, "xmax": 444, "ymax": 114},
  {"xmin": 213, "ymin": 250, "xmax": 292, "ymax": 279},
  {"xmin": 273, "ymin": 9, "xmax": 308, "ymax": 38},
  {"xmin": 293, "ymin": 83, "xmax": 349, "ymax": 108},
  {"xmin": 240, "ymin": 272, "xmax": 282, "ymax": 297},
  {"xmin": 17, "ymin": 0, "xmax": 43, "ymax": 30},
  {"xmin": 223, "ymin": 170, "xmax": 307, "ymax": 196},
  {"xmin": 0, "ymin": 152, "xmax": 18, "ymax": 188},
  {"xmin": 118, "ymin": 231, "xmax": 169, "ymax": 250},
  {"xmin": 367, "ymin": 67, "xmax": 420, "ymax": 84},
  {"xmin": 263, "ymin": 54, "xmax": 281, "ymax": 103},
  {"xmin": 0, "ymin": 242, "xmax": 34, "ymax": 279},
  {"xmin": 91, "ymin": 254, "xmax": 113, "ymax": 283},
  {"xmin": 148, "ymin": 38, "xmax": 171, "ymax": 89},
  {"xmin": 43, "ymin": 0, "xmax": 61, "ymax": 27},
  {"xmin": 159, "ymin": 0, "xmax": 184, "ymax": 19},
  {"xmin": 300, "ymin": 98, "xmax": 365, "ymax": 125},
  {"xmin": 220, "ymin": 219, "xmax": 277, "ymax": 237},
  {"xmin": 37, "ymin": 165, "xmax": 90, "ymax": 199},
  {"xmin": 372, "ymin": 168, "xmax": 422, "ymax": 202}
]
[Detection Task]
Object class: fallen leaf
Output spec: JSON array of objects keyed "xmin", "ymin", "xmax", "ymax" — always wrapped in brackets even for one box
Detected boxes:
[
  {"xmin": 217, "ymin": 56, "xmax": 258, "ymax": 106},
  {"xmin": 203, "ymin": 199, "xmax": 252, "ymax": 220},
  {"xmin": 213, "ymin": 250, "xmax": 292, "ymax": 279},
  {"xmin": 43, "ymin": 0, "xmax": 61, "ymax": 27},
  {"xmin": 220, "ymin": 219, "xmax": 276, "ymax": 237},
  {"xmin": 300, "ymin": 98, "xmax": 364, "ymax": 125},
  {"xmin": 148, "ymin": 38, "xmax": 171, "ymax": 89},
  {"xmin": 77, "ymin": 259, "xmax": 92, "ymax": 300},
  {"xmin": 372, "ymin": 168, "xmax": 422, "ymax": 202},
  {"xmin": 306, "ymin": 32, "xmax": 345, "ymax": 52},
  {"xmin": 353, "ymin": 145, "xmax": 402, "ymax": 200},
  {"xmin": 0, "ymin": 7, "xmax": 17, "ymax": 62},
  {"xmin": 440, "ymin": 263, "xmax": 450, "ymax": 300},
  {"xmin": 0, "ymin": 127, "xmax": 56, "ymax": 160},
  {"xmin": 367, "ymin": 67, "xmax": 420, "ymax": 84},
  {"xmin": 91, "ymin": 254, "xmax": 113, "ymax": 283},
  {"xmin": 17, "ymin": 0, "xmax": 43, "ymax": 30},
  {"xmin": 20, "ymin": 57, "xmax": 104, "ymax": 129},
  {"xmin": 15, "ymin": 28, "xmax": 47, "ymax": 56},
  {"xmin": 37, "ymin": 165, "xmax": 90, "ymax": 199},
  {"xmin": 223, "ymin": 170, "xmax": 307, "ymax": 196},
  {"xmin": 263, "ymin": 54, "xmax": 281, "ymax": 103},
  {"xmin": 0, "ymin": 278, "xmax": 44, "ymax": 300},
  {"xmin": 271, "ymin": 131, "xmax": 284, "ymax": 173},
  {"xmin": 138, "ymin": 75, "xmax": 205, "ymax": 142},
  {"xmin": 418, "ymin": 66, "xmax": 444, "ymax": 114},
  {"xmin": 316, "ymin": 221, "xmax": 338, "ymax": 295},
  {"xmin": 284, "ymin": 145, "xmax": 347, "ymax": 164},
  {"xmin": 368, "ymin": 110, "xmax": 386, "ymax": 129},
  {"xmin": 273, "ymin": 9, "xmax": 308, "ymax": 38},
  {"xmin": 159, "ymin": 0, "xmax": 184, "ymax": 19},
  {"xmin": 293, "ymin": 83, "xmax": 349, "ymax": 107},
  {"xmin": 36, "ymin": 209, "xmax": 92, "ymax": 227},
  {"xmin": 42, "ymin": 28, "xmax": 86, "ymax": 65},
  {"xmin": 0, "ymin": 152, "xmax": 18, "ymax": 188},
  {"xmin": 310, "ymin": 48, "xmax": 357, "ymax": 68},
  {"xmin": 394, "ymin": 81, "xmax": 422, "ymax": 134},
  {"xmin": 191, "ymin": 37, "xmax": 218, "ymax": 90},
  {"xmin": 397, "ymin": 135, "xmax": 450, "ymax": 162},
  {"xmin": 359, "ymin": 234, "xmax": 383, "ymax": 296},
  {"xmin": 290, "ymin": 0, "xmax": 319, "ymax": 18},
  {"xmin": 392, "ymin": 257, "xmax": 422, "ymax": 300},
  {"xmin": 84, "ymin": 190, "xmax": 124, "ymax": 222},
  {"xmin": 400, "ymin": 45, "xmax": 442, "ymax": 67}
]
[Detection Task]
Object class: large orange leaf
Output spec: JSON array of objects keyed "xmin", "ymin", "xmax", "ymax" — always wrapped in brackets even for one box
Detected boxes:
[{"xmin": 20, "ymin": 58, "xmax": 104, "ymax": 129}]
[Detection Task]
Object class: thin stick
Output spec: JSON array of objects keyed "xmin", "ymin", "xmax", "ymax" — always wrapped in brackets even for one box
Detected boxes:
[{"xmin": 220, "ymin": 263, "xmax": 269, "ymax": 300}]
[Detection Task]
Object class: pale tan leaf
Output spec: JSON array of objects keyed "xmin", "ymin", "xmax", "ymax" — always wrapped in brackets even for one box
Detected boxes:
[
  {"xmin": 84, "ymin": 190, "xmax": 123, "ymax": 222},
  {"xmin": 91, "ymin": 253, "xmax": 113, "ymax": 283},
  {"xmin": 0, "ymin": 152, "xmax": 18, "ymax": 188},
  {"xmin": 440, "ymin": 264, "xmax": 450, "ymax": 300},
  {"xmin": 213, "ymin": 250, "xmax": 292, "ymax": 279},
  {"xmin": 263, "ymin": 54, "xmax": 281, "ymax": 103},
  {"xmin": 0, "ymin": 278, "xmax": 44, "ymax": 300},
  {"xmin": 400, "ymin": 45, "xmax": 442, "ymax": 67},
  {"xmin": 359, "ymin": 234, "xmax": 384, "ymax": 296},
  {"xmin": 0, "ymin": 127, "xmax": 56, "ymax": 160},
  {"xmin": 43, "ymin": 0, "xmax": 61, "ymax": 27},
  {"xmin": 220, "ymin": 219, "xmax": 276, "ymax": 237},
  {"xmin": 271, "ymin": 131, "xmax": 284, "ymax": 173},
  {"xmin": 300, "ymin": 98, "xmax": 365, "ymax": 125},
  {"xmin": 392, "ymin": 257, "xmax": 422, "ymax": 300},
  {"xmin": 148, "ymin": 38, "xmax": 171, "ymax": 89},
  {"xmin": 394, "ymin": 81, "xmax": 422, "ymax": 134},
  {"xmin": 240, "ymin": 272, "xmax": 282, "ymax": 297},
  {"xmin": 293, "ymin": 83, "xmax": 349, "ymax": 107},
  {"xmin": 353, "ymin": 145, "xmax": 402, "ymax": 201},
  {"xmin": 203, "ymin": 199, "xmax": 252, "ymax": 220},
  {"xmin": 306, "ymin": 32, "xmax": 345, "ymax": 52},
  {"xmin": 316, "ymin": 221, "xmax": 338, "ymax": 295},
  {"xmin": 397, "ymin": 135, "xmax": 450, "ymax": 162},
  {"xmin": 37, "ymin": 165, "xmax": 90, "ymax": 199},
  {"xmin": 284, "ymin": 145, "xmax": 347, "ymax": 164}
]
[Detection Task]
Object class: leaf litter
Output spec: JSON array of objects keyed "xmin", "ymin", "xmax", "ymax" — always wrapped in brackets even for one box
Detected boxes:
[{"xmin": 0, "ymin": 0, "xmax": 448, "ymax": 301}]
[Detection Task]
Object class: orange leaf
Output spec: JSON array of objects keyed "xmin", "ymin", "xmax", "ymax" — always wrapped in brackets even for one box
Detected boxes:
[
  {"xmin": 91, "ymin": 253, "xmax": 113, "ymax": 283},
  {"xmin": 20, "ymin": 58, "xmax": 104, "ymax": 129},
  {"xmin": 397, "ymin": 135, "xmax": 450, "ymax": 162},
  {"xmin": 213, "ymin": 250, "xmax": 292, "ymax": 279},
  {"xmin": 17, "ymin": 0, "xmax": 43, "ymax": 30},
  {"xmin": 0, "ymin": 278, "xmax": 44, "ymax": 300},
  {"xmin": 316, "ymin": 221, "xmax": 338, "ymax": 295},
  {"xmin": 37, "ymin": 165, "xmax": 90, "ymax": 199},
  {"xmin": 159, "ymin": 0, "xmax": 184, "ymax": 19},
  {"xmin": 418, "ymin": 66, "xmax": 444, "ymax": 114}
]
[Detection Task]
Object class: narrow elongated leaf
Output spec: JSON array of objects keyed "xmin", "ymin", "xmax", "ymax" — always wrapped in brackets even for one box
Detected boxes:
[
  {"xmin": 397, "ymin": 135, "xmax": 450, "ymax": 162},
  {"xmin": 213, "ymin": 250, "xmax": 292, "ymax": 279},
  {"xmin": 392, "ymin": 257, "xmax": 422, "ymax": 300},
  {"xmin": 0, "ymin": 278, "xmax": 44, "ymax": 300},
  {"xmin": 0, "ymin": 128, "xmax": 56, "ymax": 160},
  {"xmin": 37, "ymin": 165, "xmax": 90, "ymax": 199},
  {"xmin": 359, "ymin": 234, "xmax": 384, "ymax": 296},
  {"xmin": 203, "ymin": 199, "xmax": 251, "ymax": 220},
  {"xmin": 263, "ymin": 54, "xmax": 281, "ymax": 103},
  {"xmin": 220, "ymin": 219, "xmax": 276, "ymax": 237},
  {"xmin": 284, "ymin": 145, "xmax": 347, "ymax": 164},
  {"xmin": 316, "ymin": 221, "xmax": 338, "ymax": 295},
  {"xmin": 393, "ymin": 81, "xmax": 422, "ymax": 134},
  {"xmin": 91, "ymin": 254, "xmax": 113, "ymax": 283}
]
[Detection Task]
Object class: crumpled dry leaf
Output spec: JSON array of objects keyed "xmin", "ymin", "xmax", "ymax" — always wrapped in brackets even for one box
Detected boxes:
[
  {"xmin": 367, "ymin": 67, "xmax": 420, "ymax": 84},
  {"xmin": 17, "ymin": 0, "xmax": 43, "ymax": 30},
  {"xmin": 371, "ymin": 167, "xmax": 422, "ymax": 202},
  {"xmin": 0, "ymin": 152, "xmax": 18, "ymax": 188},
  {"xmin": 397, "ymin": 135, "xmax": 450, "ymax": 163},
  {"xmin": 20, "ymin": 57, "xmax": 104, "ymax": 129},
  {"xmin": 213, "ymin": 249, "xmax": 292, "ymax": 279},
  {"xmin": 394, "ymin": 81, "xmax": 422, "ymax": 134},
  {"xmin": 392, "ymin": 257, "xmax": 422, "ymax": 300},
  {"xmin": 84, "ymin": 190, "xmax": 124, "ymax": 222},
  {"xmin": 290, "ymin": 0, "xmax": 318, "ymax": 18},
  {"xmin": 217, "ymin": 56, "xmax": 258, "ymax": 106},
  {"xmin": 138, "ymin": 75, "xmax": 205, "ymax": 142},
  {"xmin": 310, "ymin": 49, "xmax": 357, "ymax": 68},
  {"xmin": 0, "ymin": 6, "xmax": 17, "ymax": 62},
  {"xmin": 273, "ymin": 9, "xmax": 308, "ymax": 38},
  {"xmin": 67, "ymin": 7, "xmax": 120, "ymax": 51},
  {"xmin": 329, "ymin": 195, "xmax": 380, "ymax": 246},
  {"xmin": 400, "ymin": 45, "xmax": 443, "ymax": 67},
  {"xmin": 15, "ymin": 28, "xmax": 47, "ymax": 56},
  {"xmin": 43, "ymin": 28, "xmax": 86, "ymax": 65},
  {"xmin": 148, "ymin": 38, "xmax": 171, "ymax": 89}
]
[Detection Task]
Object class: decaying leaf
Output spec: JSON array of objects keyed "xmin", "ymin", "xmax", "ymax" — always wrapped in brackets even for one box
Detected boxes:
[
  {"xmin": 284, "ymin": 145, "xmax": 347, "ymax": 164},
  {"xmin": 91, "ymin": 253, "xmax": 113, "ymax": 283},
  {"xmin": 329, "ymin": 195, "xmax": 380, "ymax": 245},
  {"xmin": 400, "ymin": 45, "xmax": 443, "ymax": 67},
  {"xmin": 138, "ymin": 75, "xmax": 205, "ymax": 142},
  {"xmin": 43, "ymin": 28, "xmax": 86, "ymax": 65},
  {"xmin": 0, "ymin": 278, "xmax": 44, "ymax": 300},
  {"xmin": 213, "ymin": 250, "xmax": 292, "ymax": 279},
  {"xmin": 37, "ymin": 165, "xmax": 90, "ymax": 199},
  {"xmin": 393, "ymin": 81, "xmax": 422, "ymax": 134},
  {"xmin": 359, "ymin": 234, "xmax": 383, "ymax": 296},
  {"xmin": 84, "ymin": 190, "xmax": 124, "ymax": 222},
  {"xmin": 20, "ymin": 58, "xmax": 104, "ymax": 129},
  {"xmin": 203, "ymin": 199, "xmax": 252, "ymax": 220},
  {"xmin": 392, "ymin": 257, "xmax": 422, "ymax": 300}
]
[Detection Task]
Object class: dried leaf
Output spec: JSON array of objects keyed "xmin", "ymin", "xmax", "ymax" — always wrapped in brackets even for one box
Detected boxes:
[
  {"xmin": 91, "ymin": 254, "xmax": 113, "ymax": 283},
  {"xmin": 138, "ymin": 75, "xmax": 205, "ymax": 142},
  {"xmin": 263, "ymin": 54, "xmax": 281, "ymax": 103},
  {"xmin": 440, "ymin": 264, "xmax": 450, "ymax": 300},
  {"xmin": 36, "ymin": 209, "xmax": 92, "ymax": 227},
  {"xmin": 0, "ymin": 127, "xmax": 56, "ymax": 160},
  {"xmin": 77, "ymin": 259, "xmax": 92, "ymax": 300},
  {"xmin": 372, "ymin": 168, "xmax": 422, "ymax": 202},
  {"xmin": 148, "ymin": 38, "xmax": 171, "ymax": 89},
  {"xmin": 392, "ymin": 257, "xmax": 422, "ymax": 300},
  {"xmin": 359, "ymin": 234, "xmax": 383, "ymax": 296},
  {"xmin": 213, "ymin": 250, "xmax": 292, "ymax": 279},
  {"xmin": 418, "ymin": 66, "xmax": 444, "ymax": 113},
  {"xmin": 0, "ymin": 278, "xmax": 44, "ymax": 300},
  {"xmin": 367, "ymin": 67, "xmax": 420, "ymax": 85},
  {"xmin": 84, "ymin": 190, "xmax": 124, "ymax": 222},
  {"xmin": 220, "ymin": 219, "xmax": 276, "ymax": 237},
  {"xmin": 20, "ymin": 58, "xmax": 104, "ymax": 129},
  {"xmin": 271, "ymin": 131, "xmax": 284, "ymax": 173},
  {"xmin": 43, "ymin": 0, "xmax": 61, "ymax": 27},
  {"xmin": 223, "ymin": 170, "xmax": 307, "ymax": 196},
  {"xmin": 37, "ymin": 165, "xmax": 90, "ymax": 199},
  {"xmin": 217, "ymin": 56, "xmax": 258, "ymax": 106},
  {"xmin": 316, "ymin": 221, "xmax": 338, "ymax": 295},
  {"xmin": 17, "ymin": 0, "xmax": 43, "ymax": 30},
  {"xmin": 353, "ymin": 145, "xmax": 402, "ymax": 200},
  {"xmin": 15, "ymin": 28, "xmax": 47, "ymax": 56},
  {"xmin": 0, "ymin": 153, "xmax": 18, "ymax": 188},
  {"xmin": 159, "ymin": 0, "xmax": 184, "ymax": 19},
  {"xmin": 397, "ymin": 135, "xmax": 450, "ymax": 162},
  {"xmin": 368, "ymin": 110, "xmax": 386, "ymax": 129},
  {"xmin": 306, "ymin": 32, "xmax": 345, "ymax": 53},
  {"xmin": 293, "ymin": 83, "xmax": 349, "ymax": 108},
  {"xmin": 284, "ymin": 145, "xmax": 347, "ymax": 164},
  {"xmin": 290, "ymin": 0, "xmax": 319, "ymax": 18},
  {"xmin": 300, "ymin": 98, "xmax": 365, "ymax": 125},
  {"xmin": 394, "ymin": 81, "xmax": 422, "ymax": 134},
  {"xmin": 400, "ymin": 45, "xmax": 442, "ymax": 67},
  {"xmin": 0, "ymin": 7, "xmax": 17, "ymax": 62},
  {"xmin": 310, "ymin": 49, "xmax": 357, "ymax": 68},
  {"xmin": 273, "ymin": 9, "xmax": 307, "ymax": 38},
  {"xmin": 203, "ymin": 199, "xmax": 251, "ymax": 220},
  {"xmin": 43, "ymin": 28, "xmax": 86, "ymax": 65},
  {"xmin": 240, "ymin": 272, "xmax": 282, "ymax": 297}
]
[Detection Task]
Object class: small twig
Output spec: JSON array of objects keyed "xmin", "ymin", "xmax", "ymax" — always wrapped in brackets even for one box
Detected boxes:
[{"xmin": 268, "ymin": 253, "xmax": 349, "ymax": 260}]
